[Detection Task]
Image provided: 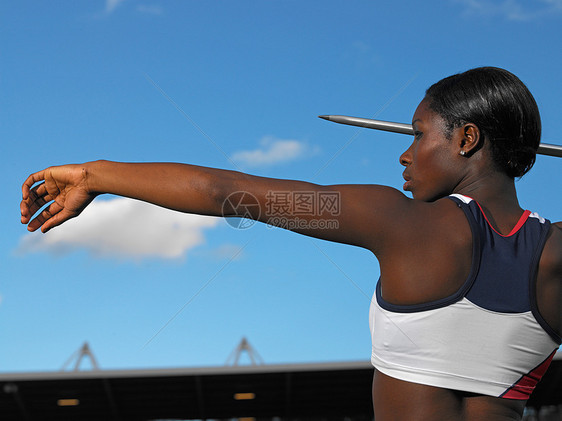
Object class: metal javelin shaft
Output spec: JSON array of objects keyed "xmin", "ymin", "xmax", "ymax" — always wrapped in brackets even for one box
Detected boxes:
[{"xmin": 319, "ymin": 115, "xmax": 562, "ymax": 158}]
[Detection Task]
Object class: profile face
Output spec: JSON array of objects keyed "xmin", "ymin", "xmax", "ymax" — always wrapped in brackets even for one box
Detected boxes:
[{"xmin": 400, "ymin": 99, "xmax": 462, "ymax": 202}]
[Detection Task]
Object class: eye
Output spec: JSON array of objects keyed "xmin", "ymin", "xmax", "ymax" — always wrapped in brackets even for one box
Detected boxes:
[{"xmin": 414, "ymin": 131, "xmax": 423, "ymax": 140}]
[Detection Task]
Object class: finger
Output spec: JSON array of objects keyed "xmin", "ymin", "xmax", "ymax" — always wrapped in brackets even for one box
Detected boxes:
[
  {"xmin": 20, "ymin": 183, "xmax": 51, "ymax": 223},
  {"xmin": 22, "ymin": 169, "xmax": 46, "ymax": 200},
  {"xmin": 41, "ymin": 208, "xmax": 75, "ymax": 233},
  {"xmin": 20, "ymin": 200, "xmax": 32, "ymax": 224},
  {"xmin": 31, "ymin": 182, "xmax": 49, "ymax": 199},
  {"xmin": 27, "ymin": 183, "xmax": 55, "ymax": 213},
  {"xmin": 21, "ymin": 195, "xmax": 48, "ymax": 224},
  {"xmin": 27, "ymin": 201, "xmax": 64, "ymax": 233}
]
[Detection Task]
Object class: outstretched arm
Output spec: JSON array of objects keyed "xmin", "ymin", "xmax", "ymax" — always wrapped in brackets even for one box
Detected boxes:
[
  {"xmin": 21, "ymin": 160, "xmax": 239, "ymax": 233},
  {"xmin": 21, "ymin": 160, "xmax": 410, "ymax": 251}
]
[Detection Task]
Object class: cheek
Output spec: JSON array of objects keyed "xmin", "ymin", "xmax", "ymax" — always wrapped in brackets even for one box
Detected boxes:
[{"xmin": 427, "ymin": 146, "xmax": 455, "ymax": 174}]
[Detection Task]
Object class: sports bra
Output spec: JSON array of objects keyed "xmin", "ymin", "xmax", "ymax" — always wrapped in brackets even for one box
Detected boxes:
[{"xmin": 369, "ymin": 194, "xmax": 561, "ymax": 399}]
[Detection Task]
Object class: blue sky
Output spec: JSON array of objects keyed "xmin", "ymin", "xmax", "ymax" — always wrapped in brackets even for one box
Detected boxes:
[{"xmin": 1, "ymin": 0, "xmax": 561, "ymax": 372}]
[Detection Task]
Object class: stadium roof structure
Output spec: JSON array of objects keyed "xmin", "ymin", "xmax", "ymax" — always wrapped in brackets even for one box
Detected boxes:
[
  {"xmin": 1, "ymin": 354, "xmax": 562, "ymax": 421},
  {"xmin": 0, "ymin": 360, "xmax": 374, "ymax": 420}
]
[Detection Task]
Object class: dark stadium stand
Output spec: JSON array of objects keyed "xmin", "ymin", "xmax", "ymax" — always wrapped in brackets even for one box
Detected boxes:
[
  {"xmin": 0, "ymin": 361, "xmax": 374, "ymax": 420},
  {"xmin": 1, "ymin": 354, "xmax": 561, "ymax": 420}
]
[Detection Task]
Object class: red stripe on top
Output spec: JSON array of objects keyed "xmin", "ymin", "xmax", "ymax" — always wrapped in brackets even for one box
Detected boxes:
[
  {"xmin": 473, "ymin": 201, "xmax": 531, "ymax": 237},
  {"xmin": 507, "ymin": 210, "xmax": 531, "ymax": 236},
  {"xmin": 501, "ymin": 350, "xmax": 557, "ymax": 400}
]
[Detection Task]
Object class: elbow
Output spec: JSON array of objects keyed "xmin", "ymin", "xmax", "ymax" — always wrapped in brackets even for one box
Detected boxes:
[{"xmin": 200, "ymin": 169, "xmax": 247, "ymax": 217}]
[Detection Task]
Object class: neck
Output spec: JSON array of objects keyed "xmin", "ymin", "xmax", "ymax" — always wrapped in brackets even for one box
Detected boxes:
[
  {"xmin": 454, "ymin": 167, "xmax": 524, "ymax": 234},
  {"xmin": 458, "ymin": 173, "xmax": 519, "ymax": 207}
]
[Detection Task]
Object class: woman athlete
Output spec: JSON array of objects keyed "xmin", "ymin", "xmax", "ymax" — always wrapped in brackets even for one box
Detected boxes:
[{"xmin": 21, "ymin": 67, "xmax": 562, "ymax": 420}]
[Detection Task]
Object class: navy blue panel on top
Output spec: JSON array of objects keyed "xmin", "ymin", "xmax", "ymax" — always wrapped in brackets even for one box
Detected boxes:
[
  {"xmin": 463, "ymin": 200, "xmax": 548, "ymax": 313},
  {"xmin": 375, "ymin": 195, "xmax": 552, "ymax": 317}
]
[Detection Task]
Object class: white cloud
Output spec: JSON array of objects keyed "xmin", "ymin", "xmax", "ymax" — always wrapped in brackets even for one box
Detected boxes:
[
  {"xmin": 18, "ymin": 198, "xmax": 219, "ymax": 260},
  {"xmin": 105, "ymin": 0, "xmax": 126, "ymax": 13},
  {"xmin": 455, "ymin": 0, "xmax": 562, "ymax": 20},
  {"xmin": 231, "ymin": 136, "xmax": 316, "ymax": 167}
]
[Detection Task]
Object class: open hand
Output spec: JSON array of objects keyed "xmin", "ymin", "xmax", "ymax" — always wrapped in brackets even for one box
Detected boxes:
[{"xmin": 21, "ymin": 165, "xmax": 97, "ymax": 233}]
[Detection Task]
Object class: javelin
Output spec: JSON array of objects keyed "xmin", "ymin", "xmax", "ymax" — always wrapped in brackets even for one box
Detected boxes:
[{"xmin": 319, "ymin": 115, "xmax": 562, "ymax": 158}]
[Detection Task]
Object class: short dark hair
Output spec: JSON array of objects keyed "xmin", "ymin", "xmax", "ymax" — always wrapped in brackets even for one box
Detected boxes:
[{"xmin": 425, "ymin": 67, "xmax": 541, "ymax": 178}]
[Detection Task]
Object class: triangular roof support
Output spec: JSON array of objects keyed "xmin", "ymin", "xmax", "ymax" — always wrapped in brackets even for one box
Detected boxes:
[
  {"xmin": 225, "ymin": 337, "xmax": 264, "ymax": 366},
  {"xmin": 61, "ymin": 342, "xmax": 100, "ymax": 371}
]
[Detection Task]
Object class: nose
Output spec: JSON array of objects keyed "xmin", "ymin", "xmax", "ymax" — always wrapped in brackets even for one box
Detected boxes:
[{"xmin": 399, "ymin": 142, "xmax": 413, "ymax": 167}]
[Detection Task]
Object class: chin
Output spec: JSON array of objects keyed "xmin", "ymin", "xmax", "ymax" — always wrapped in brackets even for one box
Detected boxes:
[{"xmin": 414, "ymin": 192, "xmax": 446, "ymax": 202}]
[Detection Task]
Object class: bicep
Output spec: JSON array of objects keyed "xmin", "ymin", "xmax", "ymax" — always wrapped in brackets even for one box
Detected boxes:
[{"xmin": 318, "ymin": 184, "xmax": 412, "ymax": 251}]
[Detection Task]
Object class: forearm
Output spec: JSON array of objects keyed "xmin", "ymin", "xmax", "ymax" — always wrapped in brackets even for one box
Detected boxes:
[{"xmin": 85, "ymin": 160, "xmax": 243, "ymax": 216}]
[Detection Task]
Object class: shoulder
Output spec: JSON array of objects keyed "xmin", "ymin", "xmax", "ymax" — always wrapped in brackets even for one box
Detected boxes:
[
  {"xmin": 340, "ymin": 185, "xmax": 464, "ymax": 221},
  {"xmin": 546, "ymin": 222, "xmax": 562, "ymax": 251},
  {"xmin": 535, "ymin": 222, "xmax": 562, "ymax": 335},
  {"xmin": 331, "ymin": 184, "xmax": 459, "ymax": 216},
  {"xmin": 540, "ymin": 222, "xmax": 562, "ymax": 279},
  {"xmin": 323, "ymin": 184, "xmax": 413, "ymax": 224},
  {"xmin": 319, "ymin": 185, "xmax": 461, "ymax": 253},
  {"xmin": 546, "ymin": 222, "xmax": 562, "ymax": 254},
  {"xmin": 326, "ymin": 184, "xmax": 407, "ymax": 203},
  {"xmin": 371, "ymin": 192, "xmax": 466, "ymax": 253}
]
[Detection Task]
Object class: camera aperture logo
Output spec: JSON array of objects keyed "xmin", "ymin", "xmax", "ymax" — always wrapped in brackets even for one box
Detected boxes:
[{"xmin": 222, "ymin": 191, "xmax": 261, "ymax": 229}]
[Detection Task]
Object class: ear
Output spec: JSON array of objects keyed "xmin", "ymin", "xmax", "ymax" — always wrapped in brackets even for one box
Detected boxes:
[{"xmin": 458, "ymin": 123, "xmax": 482, "ymax": 156}]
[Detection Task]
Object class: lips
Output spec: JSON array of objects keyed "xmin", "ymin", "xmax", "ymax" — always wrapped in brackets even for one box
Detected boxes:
[{"xmin": 402, "ymin": 172, "xmax": 412, "ymax": 191}]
